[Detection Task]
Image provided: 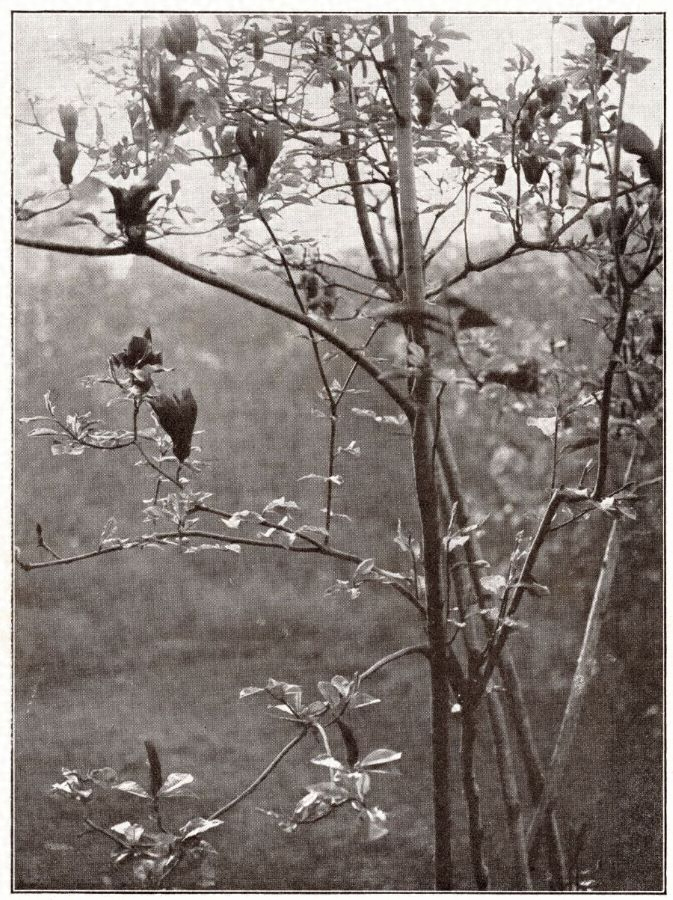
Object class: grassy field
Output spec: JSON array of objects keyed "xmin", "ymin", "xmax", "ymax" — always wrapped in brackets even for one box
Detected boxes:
[{"xmin": 13, "ymin": 244, "xmax": 663, "ymax": 890}]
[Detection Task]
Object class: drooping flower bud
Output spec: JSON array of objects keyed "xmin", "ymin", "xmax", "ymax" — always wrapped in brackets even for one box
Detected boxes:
[
  {"xmin": 53, "ymin": 104, "xmax": 79, "ymax": 185},
  {"xmin": 620, "ymin": 122, "xmax": 662, "ymax": 190},
  {"xmin": 144, "ymin": 58, "xmax": 195, "ymax": 135},
  {"xmin": 414, "ymin": 72, "xmax": 436, "ymax": 128},
  {"xmin": 520, "ymin": 153, "xmax": 546, "ymax": 186},
  {"xmin": 149, "ymin": 388, "xmax": 198, "ymax": 463},
  {"xmin": 450, "ymin": 68, "xmax": 473, "ymax": 102},
  {"xmin": 460, "ymin": 95, "xmax": 482, "ymax": 139}
]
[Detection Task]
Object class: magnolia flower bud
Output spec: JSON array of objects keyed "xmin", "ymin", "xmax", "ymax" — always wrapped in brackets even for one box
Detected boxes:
[{"xmin": 150, "ymin": 388, "xmax": 198, "ymax": 463}]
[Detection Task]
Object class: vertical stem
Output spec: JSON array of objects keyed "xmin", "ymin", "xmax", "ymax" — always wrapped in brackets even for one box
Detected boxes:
[
  {"xmin": 435, "ymin": 435, "xmax": 567, "ymax": 886},
  {"xmin": 499, "ymin": 652, "xmax": 568, "ymax": 889},
  {"xmin": 324, "ymin": 412, "xmax": 338, "ymax": 541},
  {"xmin": 391, "ymin": 15, "xmax": 454, "ymax": 890},
  {"xmin": 487, "ymin": 690, "xmax": 533, "ymax": 890},
  {"xmin": 322, "ymin": 17, "xmax": 392, "ymax": 291},
  {"xmin": 527, "ymin": 451, "xmax": 634, "ymax": 856},
  {"xmin": 461, "ymin": 705, "xmax": 490, "ymax": 888}
]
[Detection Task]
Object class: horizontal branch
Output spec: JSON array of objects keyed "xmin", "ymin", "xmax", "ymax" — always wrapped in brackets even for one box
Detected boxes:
[
  {"xmin": 16, "ymin": 235, "xmax": 129, "ymax": 257},
  {"xmin": 15, "ymin": 234, "xmax": 413, "ymax": 417}
]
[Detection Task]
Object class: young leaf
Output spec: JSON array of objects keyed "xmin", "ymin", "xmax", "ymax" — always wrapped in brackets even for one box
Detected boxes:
[
  {"xmin": 359, "ymin": 748, "xmax": 402, "ymax": 769},
  {"xmin": 179, "ymin": 817, "xmax": 223, "ymax": 841},
  {"xmin": 353, "ymin": 558, "xmax": 376, "ymax": 580},
  {"xmin": 239, "ymin": 685, "xmax": 266, "ymax": 699},
  {"xmin": 113, "ymin": 780, "xmax": 151, "ymax": 799},
  {"xmin": 526, "ymin": 416, "xmax": 557, "ymax": 438},
  {"xmin": 157, "ymin": 772, "xmax": 194, "ymax": 797}
]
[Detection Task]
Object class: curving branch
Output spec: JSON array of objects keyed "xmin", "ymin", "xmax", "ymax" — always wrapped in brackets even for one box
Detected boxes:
[{"xmin": 15, "ymin": 235, "xmax": 414, "ymax": 418}]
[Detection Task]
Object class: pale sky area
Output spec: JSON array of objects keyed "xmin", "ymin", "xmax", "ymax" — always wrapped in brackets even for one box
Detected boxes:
[{"xmin": 13, "ymin": 13, "xmax": 664, "ymax": 264}]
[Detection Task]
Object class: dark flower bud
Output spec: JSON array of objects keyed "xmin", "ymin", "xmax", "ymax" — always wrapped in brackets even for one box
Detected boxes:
[
  {"xmin": 235, "ymin": 117, "xmax": 258, "ymax": 168},
  {"xmin": 300, "ymin": 272, "xmax": 320, "ymax": 301},
  {"xmin": 150, "ymin": 388, "xmax": 198, "ymax": 463},
  {"xmin": 562, "ymin": 149, "xmax": 576, "ymax": 183},
  {"xmin": 518, "ymin": 114, "xmax": 534, "ymax": 143},
  {"xmin": 580, "ymin": 100, "xmax": 593, "ymax": 146},
  {"xmin": 620, "ymin": 122, "xmax": 662, "ymax": 190},
  {"xmin": 450, "ymin": 70, "xmax": 472, "ymax": 102},
  {"xmin": 53, "ymin": 139, "xmax": 79, "ymax": 186},
  {"xmin": 536, "ymin": 79, "xmax": 564, "ymax": 108},
  {"xmin": 426, "ymin": 67, "xmax": 440, "ymax": 93},
  {"xmin": 108, "ymin": 182, "xmax": 161, "ymax": 244},
  {"xmin": 520, "ymin": 153, "xmax": 546, "ymax": 185},
  {"xmin": 160, "ymin": 14, "xmax": 198, "ymax": 58},
  {"xmin": 607, "ymin": 205, "xmax": 632, "ymax": 254},
  {"xmin": 252, "ymin": 24, "xmax": 265, "ymax": 61},
  {"xmin": 493, "ymin": 161, "xmax": 507, "ymax": 186},
  {"xmin": 239, "ymin": 120, "xmax": 283, "ymax": 205},
  {"xmin": 461, "ymin": 96, "xmax": 482, "ymax": 139},
  {"xmin": 145, "ymin": 59, "xmax": 194, "ymax": 135},
  {"xmin": 414, "ymin": 73, "xmax": 436, "ymax": 128},
  {"xmin": 58, "ymin": 104, "xmax": 78, "ymax": 142},
  {"xmin": 524, "ymin": 97, "xmax": 542, "ymax": 118}
]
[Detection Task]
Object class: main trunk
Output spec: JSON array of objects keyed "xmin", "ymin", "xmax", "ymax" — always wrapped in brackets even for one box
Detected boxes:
[{"xmin": 391, "ymin": 15, "xmax": 453, "ymax": 890}]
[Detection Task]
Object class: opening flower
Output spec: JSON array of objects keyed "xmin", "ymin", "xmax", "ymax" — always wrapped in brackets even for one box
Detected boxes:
[
  {"xmin": 159, "ymin": 14, "xmax": 198, "ymax": 58},
  {"xmin": 112, "ymin": 328, "xmax": 163, "ymax": 370},
  {"xmin": 582, "ymin": 15, "xmax": 631, "ymax": 57},
  {"xmin": 108, "ymin": 182, "xmax": 161, "ymax": 244}
]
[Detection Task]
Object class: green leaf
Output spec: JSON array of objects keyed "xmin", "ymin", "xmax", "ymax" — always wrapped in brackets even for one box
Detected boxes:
[
  {"xmin": 113, "ymin": 780, "xmax": 151, "ymax": 799},
  {"xmin": 317, "ymin": 681, "xmax": 341, "ymax": 707},
  {"xmin": 359, "ymin": 748, "xmax": 402, "ymax": 769},
  {"xmin": 526, "ymin": 415, "xmax": 557, "ymax": 438},
  {"xmin": 353, "ymin": 558, "xmax": 375, "ymax": 580},
  {"xmin": 239, "ymin": 685, "xmax": 265, "ymax": 699},
  {"xmin": 28, "ymin": 427, "xmax": 59, "ymax": 437},
  {"xmin": 350, "ymin": 692, "xmax": 381, "ymax": 709},
  {"xmin": 157, "ymin": 772, "xmax": 194, "ymax": 797},
  {"xmin": 179, "ymin": 817, "xmax": 223, "ymax": 841},
  {"xmin": 110, "ymin": 821, "xmax": 145, "ymax": 843},
  {"xmin": 311, "ymin": 754, "xmax": 344, "ymax": 770}
]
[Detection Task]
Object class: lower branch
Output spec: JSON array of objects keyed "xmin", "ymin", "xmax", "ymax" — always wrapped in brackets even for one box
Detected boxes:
[
  {"xmin": 486, "ymin": 690, "xmax": 533, "ymax": 890},
  {"xmin": 209, "ymin": 728, "xmax": 307, "ymax": 820},
  {"xmin": 434, "ymin": 432, "xmax": 568, "ymax": 885},
  {"xmin": 460, "ymin": 705, "xmax": 490, "ymax": 888},
  {"xmin": 526, "ymin": 452, "xmax": 633, "ymax": 855}
]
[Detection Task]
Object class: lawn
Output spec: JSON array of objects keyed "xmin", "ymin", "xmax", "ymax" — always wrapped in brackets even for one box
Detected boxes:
[{"xmin": 13, "ymin": 246, "xmax": 663, "ymax": 890}]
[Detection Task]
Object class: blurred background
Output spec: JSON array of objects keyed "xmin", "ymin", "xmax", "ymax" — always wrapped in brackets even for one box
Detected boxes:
[{"xmin": 13, "ymin": 12, "xmax": 663, "ymax": 891}]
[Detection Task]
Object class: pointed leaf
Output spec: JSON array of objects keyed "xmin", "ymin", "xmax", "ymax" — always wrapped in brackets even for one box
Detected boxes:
[
  {"xmin": 157, "ymin": 772, "xmax": 194, "ymax": 797},
  {"xmin": 359, "ymin": 748, "xmax": 402, "ymax": 768},
  {"xmin": 113, "ymin": 781, "xmax": 151, "ymax": 799},
  {"xmin": 179, "ymin": 817, "xmax": 223, "ymax": 841}
]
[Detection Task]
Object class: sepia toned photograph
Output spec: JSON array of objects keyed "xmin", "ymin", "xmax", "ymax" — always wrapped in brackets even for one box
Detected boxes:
[{"xmin": 13, "ymin": 10, "xmax": 663, "ymax": 891}]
